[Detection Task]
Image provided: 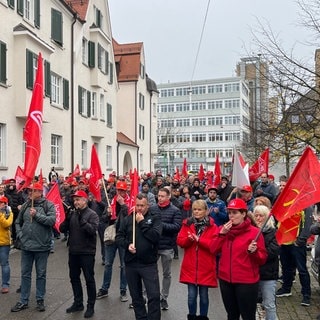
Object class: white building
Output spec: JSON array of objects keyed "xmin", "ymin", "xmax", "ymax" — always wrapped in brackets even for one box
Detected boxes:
[
  {"xmin": 0, "ymin": 0, "xmax": 157, "ymax": 179},
  {"xmin": 156, "ymin": 78, "xmax": 251, "ymax": 175}
]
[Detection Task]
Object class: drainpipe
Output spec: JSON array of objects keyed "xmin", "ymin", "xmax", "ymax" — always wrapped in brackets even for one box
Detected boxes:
[
  {"xmin": 135, "ymin": 82, "xmax": 139, "ymax": 171},
  {"xmin": 70, "ymin": 14, "xmax": 77, "ymax": 170}
]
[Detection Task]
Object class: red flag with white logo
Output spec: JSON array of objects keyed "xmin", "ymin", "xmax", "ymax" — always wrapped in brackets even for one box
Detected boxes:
[
  {"xmin": 88, "ymin": 145, "xmax": 102, "ymax": 202},
  {"xmin": 46, "ymin": 182, "xmax": 65, "ymax": 232},
  {"xmin": 22, "ymin": 52, "xmax": 44, "ymax": 189}
]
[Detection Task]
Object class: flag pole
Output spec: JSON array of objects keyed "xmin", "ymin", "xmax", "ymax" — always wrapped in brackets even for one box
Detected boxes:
[
  {"xmin": 132, "ymin": 207, "xmax": 136, "ymax": 247},
  {"xmin": 253, "ymin": 211, "xmax": 273, "ymax": 242},
  {"xmin": 101, "ymin": 178, "xmax": 111, "ymax": 207}
]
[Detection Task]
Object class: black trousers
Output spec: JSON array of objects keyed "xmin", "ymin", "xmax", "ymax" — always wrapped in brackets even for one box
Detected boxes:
[
  {"xmin": 126, "ymin": 262, "xmax": 161, "ymax": 320},
  {"xmin": 69, "ymin": 253, "xmax": 96, "ymax": 307},
  {"xmin": 219, "ymin": 279, "xmax": 259, "ymax": 320}
]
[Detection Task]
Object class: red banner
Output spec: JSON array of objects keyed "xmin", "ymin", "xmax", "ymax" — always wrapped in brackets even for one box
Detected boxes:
[
  {"xmin": 249, "ymin": 148, "xmax": 269, "ymax": 182},
  {"xmin": 88, "ymin": 145, "xmax": 102, "ymax": 202},
  {"xmin": 272, "ymin": 147, "xmax": 320, "ymax": 223},
  {"xmin": 198, "ymin": 164, "xmax": 205, "ymax": 181},
  {"xmin": 182, "ymin": 158, "xmax": 188, "ymax": 178},
  {"xmin": 129, "ymin": 168, "xmax": 139, "ymax": 215},
  {"xmin": 66, "ymin": 164, "xmax": 80, "ymax": 184},
  {"xmin": 46, "ymin": 182, "xmax": 65, "ymax": 232},
  {"xmin": 213, "ymin": 154, "xmax": 221, "ymax": 186},
  {"xmin": 22, "ymin": 52, "xmax": 44, "ymax": 188},
  {"xmin": 15, "ymin": 166, "xmax": 26, "ymax": 190}
]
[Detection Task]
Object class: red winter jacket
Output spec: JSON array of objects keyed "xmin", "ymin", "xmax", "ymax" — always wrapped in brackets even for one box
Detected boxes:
[
  {"xmin": 177, "ymin": 216, "xmax": 218, "ymax": 287},
  {"xmin": 211, "ymin": 218, "xmax": 267, "ymax": 284}
]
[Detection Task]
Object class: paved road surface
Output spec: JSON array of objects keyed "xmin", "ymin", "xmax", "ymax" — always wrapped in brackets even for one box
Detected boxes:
[{"xmin": 1, "ymin": 239, "xmax": 319, "ymax": 319}]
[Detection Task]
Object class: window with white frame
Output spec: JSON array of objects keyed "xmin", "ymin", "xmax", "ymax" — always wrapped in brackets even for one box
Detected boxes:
[
  {"xmin": 208, "ymin": 84, "xmax": 222, "ymax": 93},
  {"xmin": 176, "ymin": 119, "xmax": 190, "ymax": 127},
  {"xmin": 51, "ymin": 73, "xmax": 62, "ymax": 106},
  {"xmin": 208, "ymin": 116, "xmax": 223, "ymax": 126},
  {"xmin": 82, "ymin": 38, "xmax": 88, "ymax": 65},
  {"xmin": 208, "ymin": 100, "xmax": 223, "ymax": 109},
  {"xmin": 176, "ymin": 103, "xmax": 190, "ymax": 112},
  {"xmin": 139, "ymin": 124, "xmax": 145, "ymax": 140},
  {"xmin": 139, "ymin": 153, "xmax": 144, "ymax": 171},
  {"xmin": 225, "ymin": 99, "xmax": 240, "ymax": 109},
  {"xmin": 81, "ymin": 140, "xmax": 87, "ymax": 168},
  {"xmin": 106, "ymin": 145, "xmax": 112, "ymax": 169},
  {"xmin": 225, "ymin": 149, "xmax": 233, "ymax": 157},
  {"xmin": 160, "ymin": 119, "xmax": 174, "ymax": 128},
  {"xmin": 100, "ymin": 94, "xmax": 105, "ymax": 121},
  {"xmin": 167, "ymin": 89, "xmax": 174, "ymax": 96},
  {"xmin": 208, "ymin": 133, "xmax": 223, "ymax": 141},
  {"xmin": 139, "ymin": 93, "xmax": 145, "ymax": 110},
  {"xmin": 224, "ymin": 116, "xmax": 240, "ymax": 125},
  {"xmin": 98, "ymin": 43, "xmax": 108, "ymax": 74},
  {"xmin": 51, "ymin": 134, "xmax": 62, "ymax": 166},
  {"xmin": 225, "ymin": 132, "xmax": 240, "ymax": 141},
  {"xmin": 107, "ymin": 103, "xmax": 112, "ymax": 127},
  {"xmin": 191, "ymin": 134, "xmax": 206, "ymax": 142},
  {"xmin": 0, "ymin": 123, "xmax": 6, "ymax": 166},
  {"xmin": 91, "ymin": 92, "xmax": 97, "ymax": 118},
  {"xmin": 94, "ymin": 5, "xmax": 103, "ymax": 28}
]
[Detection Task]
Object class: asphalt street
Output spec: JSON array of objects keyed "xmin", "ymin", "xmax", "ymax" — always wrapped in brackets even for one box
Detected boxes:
[{"xmin": 0, "ymin": 239, "xmax": 319, "ymax": 319}]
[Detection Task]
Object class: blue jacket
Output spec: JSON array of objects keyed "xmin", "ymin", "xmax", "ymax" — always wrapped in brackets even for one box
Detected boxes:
[{"xmin": 206, "ymin": 198, "xmax": 228, "ymax": 226}]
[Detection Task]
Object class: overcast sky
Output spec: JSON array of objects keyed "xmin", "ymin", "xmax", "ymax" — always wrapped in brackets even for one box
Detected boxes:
[{"xmin": 108, "ymin": 0, "xmax": 316, "ymax": 84}]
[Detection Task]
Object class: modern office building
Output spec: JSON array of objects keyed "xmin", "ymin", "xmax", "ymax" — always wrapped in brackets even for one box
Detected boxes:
[{"xmin": 156, "ymin": 77, "xmax": 251, "ymax": 175}]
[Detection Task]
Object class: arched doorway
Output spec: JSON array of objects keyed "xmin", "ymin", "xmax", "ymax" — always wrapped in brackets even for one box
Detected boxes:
[{"xmin": 122, "ymin": 151, "xmax": 133, "ymax": 174}]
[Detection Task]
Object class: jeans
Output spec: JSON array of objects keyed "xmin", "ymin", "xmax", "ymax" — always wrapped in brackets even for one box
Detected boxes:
[
  {"xmin": 259, "ymin": 280, "xmax": 277, "ymax": 320},
  {"xmin": 69, "ymin": 253, "xmax": 96, "ymax": 307},
  {"xmin": 219, "ymin": 279, "xmax": 258, "ymax": 320},
  {"xmin": 0, "ymin": 245, "xmax": 10, "ymax": 288},
  {"xmin": 126, "ymin": 263, "xmax": 161, "ymax": 320},
  {"xmin": 20, "ymin": 250, "xmax": 50, "ymax": 304},
  {"xmin": 280, "ymin": 244, "xmax": 311, "ymax": 297},
  {"xmin": 187, "ymin": 284, "xmax": 209, "ymax": 316},
  {"xmin": 101, "ymin": 242, "xmax": 127, "ymax": 292},
  {"xmin": 158, "ymin": 249, "xmax": 174, "ymax": 300}
]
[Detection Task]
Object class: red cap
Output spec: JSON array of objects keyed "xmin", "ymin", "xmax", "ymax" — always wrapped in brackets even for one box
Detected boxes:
[
  {"xmin": 241, "ymin": 185, "xmax": 252, "ymax": 192},
  {"xmin": 269, "ymin": 174, "xmax": 274, "ymax": 180},
  {"xmin": 227, "ymin": 198, "xmax": 247, "ymax": 210},
  {"xmin": 72, "ymin": 190, "xmax": 88, "ymax": 199},
  {"xmin": 28, "ymin": 183, "xmax": 43, "ymax": 191},
  {"xmin": 207, "ymin": 185, "xmax": 218, "ymax": 192},
  {"xmin": 0, "ymin": 196, "xmax": 8, "ymax": 204},
  {"xmin": 116, "ymin": 181, "xmax": 127, "ymax": 190}
]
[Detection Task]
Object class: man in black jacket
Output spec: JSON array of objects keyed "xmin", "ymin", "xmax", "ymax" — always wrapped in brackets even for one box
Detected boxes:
[
  {"xmin": 116, "ymin": 193, "xmax": 162, "ymax": 320},
  {"xmin": 60, "ymin": 190, "xmax": 99, "ymax": 319}
]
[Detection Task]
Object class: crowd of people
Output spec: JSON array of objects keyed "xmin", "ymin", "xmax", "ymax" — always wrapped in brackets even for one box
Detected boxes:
[{"xmin": 0, "ymin": 168, "xmax": 318, "ymax": 319}]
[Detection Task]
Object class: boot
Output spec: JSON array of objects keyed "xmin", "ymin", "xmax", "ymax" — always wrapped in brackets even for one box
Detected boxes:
[
  {"xmin": 196, "ymin": 316, "xmax": 209, "ymax": 320},
  {"xmin": 187, "ymin": 315, "xmax": 197, "ymax": 320}
]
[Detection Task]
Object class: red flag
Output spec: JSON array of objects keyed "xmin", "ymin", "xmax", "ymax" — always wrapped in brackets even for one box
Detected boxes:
[
  {"xmin": 276, "ymin": 211, "xmax": 302, "ymax": 245},
  {"xmin": 128, "ymin": 168, "xmax": 139, "ymax": 214},
  {"xmin": 213, "ymin": 154, "xmax": 221, "ymax": 186},
  {"xmin": 46, "ymin": 182, "xmax": 65, "ymax": 232},
  {"xmin": 174, "ymin": 167, "xmax": 181, "ymax": 181},
  {"xmin": 238, "ymin": 152, "xmax": 246, "ymax": 168},
  {"xmin": 198, "ymin": 164, "xmax": 205, "ymax": 181},
  {"xmin": 66, "ymin": 164, "xmax": 80, "ymax": 184},
  {"xmin": 15, "ymin": 166, "xmax": 26, "ymax": 190},
  {"xmin": 88, "ymin": 145, "xmax": 102, "ymax": 202},
  {"xmin": 182, "ymin": 158, "xmax": 188, "ymax": 178},
  {"xmin": 22, "ymin": 52, "xmax": 44, "ymax": 188},
  {"xmin": 207, "ymin": 171, "xmax": 213, "ymax": 185},
  {"xmin": 272, "ymin": 147, "xmax": 320, "ymax": 223},
  {"xmin": 249, "ymin": 148, "xmax": 269, "ymax": 182}
]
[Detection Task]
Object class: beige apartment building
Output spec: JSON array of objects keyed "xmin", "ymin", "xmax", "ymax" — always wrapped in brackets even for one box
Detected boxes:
[{"xmin": 0, "ymin": 0, "xmax": 157, "ymax": 178}]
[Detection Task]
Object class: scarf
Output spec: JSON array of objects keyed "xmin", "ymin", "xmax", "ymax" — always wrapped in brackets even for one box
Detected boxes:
[
  {"xmin": 227, "ymin": 217, "xmax": 251, "ymax": 240},
  {"xmin": 188, "ymin": 216, "xmax": 210, "ymax": 237},
  {"xmin": 110, "ymin": 193, "xmax": 130, "ymax": 220},
  {"xmin": 158, "ymin": 200, "xmax": 170, "ymax": 208}
]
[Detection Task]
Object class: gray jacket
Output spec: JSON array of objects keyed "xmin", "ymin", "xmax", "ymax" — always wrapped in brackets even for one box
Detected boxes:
[{"xmin": 15, "ymin": 198, "xmax": 56, "ymax": 251}]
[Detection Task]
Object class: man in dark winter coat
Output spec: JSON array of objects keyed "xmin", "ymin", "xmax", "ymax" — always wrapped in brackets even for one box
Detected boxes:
[
  {"xmin": 116, "ymin": 193, "xmax": 162, "ymax": 320},
  {"xmin": 60, "ymin": 190, "xmax": 99, "ymax": 319},
  {"xmin": 150, "ymin": 188, "xmax": 182, "ymax": 310}
]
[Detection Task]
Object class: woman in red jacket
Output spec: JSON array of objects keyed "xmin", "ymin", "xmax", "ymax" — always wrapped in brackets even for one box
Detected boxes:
[
  {"xmin": 177, "ymin": 199, "xmax": 219, "ymax": 320},
  {"xmin": 211, "ymin": 198, "xmax": 267, "ymax": 320}
]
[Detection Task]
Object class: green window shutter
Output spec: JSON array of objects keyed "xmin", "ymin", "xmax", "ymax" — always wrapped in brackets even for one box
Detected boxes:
[
  {"xmin": 87, "ymin": 91, "xmax": 91, "ymax": 117},
  {"xmin": 8, "ymin": 0, "xmax": 15, "ymax": 9},
  {"xmin": 97, "ymin": 44, "xmax": 102, "ymax": 69},
  {"xmin": 88, "ymin": 41, "xmax": 95, "ymax": 68},
  {"xmin": 109, "ymin": 62, "xmax": 113, "ymax": 84},
  {"xmin": 78, "ymin": 86, "xmax": 83, "ymax": 114},
  {"xmin": 107, "ymin": 103, "xmax": 112, "ymax": 126},
  {"xmin": 96, "ymin": 9, "xmax": 101, "ymax": 28},
  {"xmin": 44, "ymin": 60, "xmax": 51, "ymax": 97},
  {"xmin": 63, "ymin": 79, "xmax": 69, "ymax": 110},
  {"xmin": 105, "ymin": 51, "xmax": 109, "ymax": 74},
  {"xmin": 51, "ymin": 9, "xmax": 63, "ymax": 46},
  {"xmin": 34, "ymin": 0, "xmax": 40, "ymax": 28},
  {"xmin": 0, "ymin": 41, "xmax": 7, "ymax": 85},
  {"xmin": 26, "ymin": 49, "xmax": 34, "ymax": 89},
  {"xmin": 17, "ymin": 0, "xmax": 23, "ymax": 15}
]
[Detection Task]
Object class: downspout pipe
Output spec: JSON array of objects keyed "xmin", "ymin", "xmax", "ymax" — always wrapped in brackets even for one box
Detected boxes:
[{"xmin": 70, "ymin": 14, "xmax": 77, "ymax": 170}]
